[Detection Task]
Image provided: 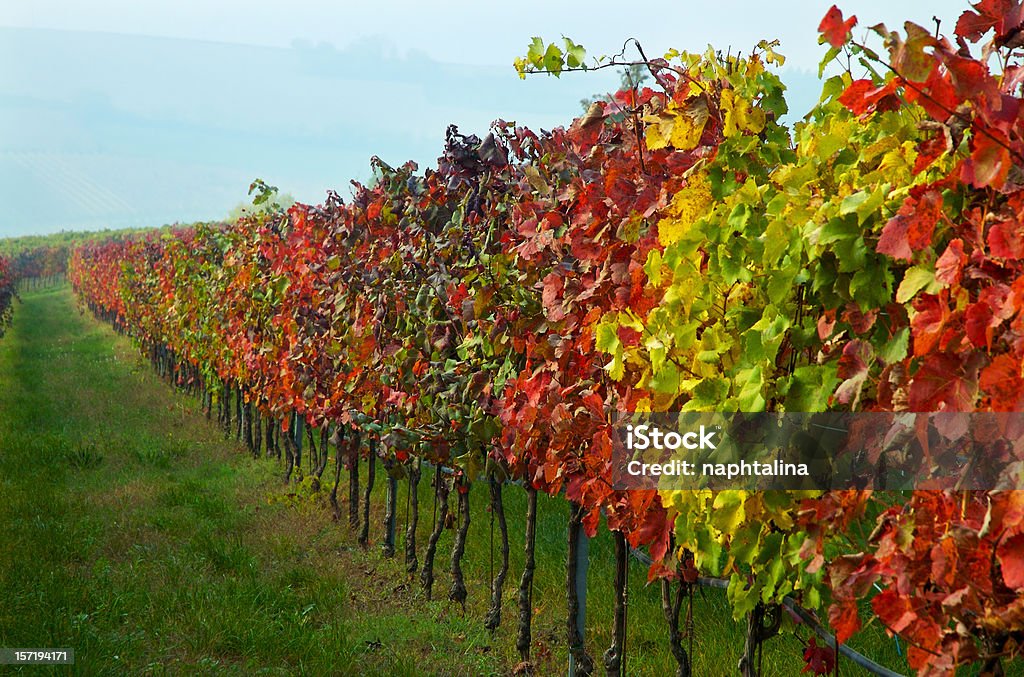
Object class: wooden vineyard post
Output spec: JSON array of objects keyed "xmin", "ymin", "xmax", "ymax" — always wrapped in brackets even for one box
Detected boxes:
[
  {"xmin": 484, "ymin": 475, "xmax": 509, "ymax": 632},
  {"xmin": 604, "ymin": 531, "xmax": 628, "ymax": 677},
  {"xmin": 328, "ymin": 426, "xmax": 345, "ymax": 520},
  {"xmin": 404, "ymin": 459, "xmax": 420, "ymax": 574},
  {"xmin": 359, "ymin": 438, "xmax": 377, "ymax": 547},
  {"xmin": 293, "ymin": 414, "xmax": 303, "ymax": 477},
  {"xmin": 568, "ymin": 501, "xmax": 594, "ymax": 677},
  {"xmin": 348, "ymin": 432, "xmax": 361, "ymax": 530},
  {"xmin": 516, "ymin": 485, "xmax": 538, "ymax": 669},
  {"xmin": 282, "ymin": 415, "xmax": 295, "ymax": 484},
  {"xmin": 383, "ymin": 463, "xmax": 398, "ymax": 558},
  {"xmin": 221, "ymin": 378, "xmax": 231, "ymax": 438}
]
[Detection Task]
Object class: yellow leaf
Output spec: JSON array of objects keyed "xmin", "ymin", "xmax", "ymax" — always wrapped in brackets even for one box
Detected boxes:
[
  {"xmin": 645, "ymin": 123, "xmax": 669, "ymax": 151},
  {"xmin": 606, "ymin": 344, "xmax": 625, "ymax": 381},
  {"xmin": 721, "ymin": 89, "xmax": 765, "ymax": 138},
  {"xmin": 658, "ymin": 171, "xmax": 713, "ymax": 246},
  {"xmin": 670, "ymin": 114, "xmax": 704, "ymax": 150},
  {"xmin": 658, "ymin": 217, "xmax": 688, "ymax": 247}
]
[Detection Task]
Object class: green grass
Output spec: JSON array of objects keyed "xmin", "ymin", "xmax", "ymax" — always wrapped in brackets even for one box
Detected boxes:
[
  {"xmin": 0, "ymin": 287, "xmax": 936, "ymax": 675},
  {"xmin": 0, "ymin": 288, "xmax": 474, "ymax": 675}
]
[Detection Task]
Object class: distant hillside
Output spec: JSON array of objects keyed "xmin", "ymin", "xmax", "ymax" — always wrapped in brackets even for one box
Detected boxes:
[{"xmin": 0, "ymin": 27, "xmax": 620, "ymax": 237}]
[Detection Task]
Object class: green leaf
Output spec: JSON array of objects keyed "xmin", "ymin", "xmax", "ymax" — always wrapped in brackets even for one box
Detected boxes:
[
  {"xmin": 728, "ymin": 573, "xmax": 759, "ymax": 617},
  {"xmin": 527, "ymin": 37, "xmax": 545, "ymax": 66},
  {"xmin": 895, "ymin": 265, "xmax": 936, "ymax": 303},
  {"xmin": 595, "ymin": 321, "xmax": 620, "ymax": 354},
  {"xmin": 877, "ymin": 326, "xmax": 909, "ymax": 364},
  {"xmin": 767, "ymin": 270, "xmax": 793, "ymax": 305},
  {"xmin": 818, "ymin": 46, "xmax": 842, "ymax": 78},
  {"xmin": 711, "ymin": 491, "xmax": 746, "ymax": 534},
  {"xmin": 694, "ymin": 528, "xmax": 724, "ymax": 576},
  {"xmin": 839, "ymin": 191, "xmax": 869, "ymax": 218},
  {"xmin": 764, "ymin": 219, "xmax": 793, "ymax": 266},
  {"xmin": 644, "ymin": 249, "xmax": 664, "ymax": 287},
  {"xmin": 650, "ymin": 360, "xmax": 680, "ymax": 394},
  {"xmin": 563, "ymin": 37, "xmax": 586, "ymax": 68},
  {"xmin": 543, "ymin": 43, "xmax": 564, "ymax": 75},
  {"xmin": 734, "ymin": 366, "xmax": 766, "ymax": 411},
  {"xmin": 606, "ymin": 346, "xmax": 625, "ymax": 381},
  {"xmin": 783, "ymin": 364, "xmax": 839, "ymax": 412},
  {"xmin": 820, "ymin": 217, "xmax": 859, "ymax": 245}
]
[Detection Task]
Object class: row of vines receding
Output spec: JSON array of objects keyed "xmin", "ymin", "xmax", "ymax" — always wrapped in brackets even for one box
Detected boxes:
[
  {"xmin": 65, "ymin": 3, "xmax": 1024, "ymax": 675},
  {"xmin": 0, "ymin": 254, "xmax": 15, "ymax": 338}
]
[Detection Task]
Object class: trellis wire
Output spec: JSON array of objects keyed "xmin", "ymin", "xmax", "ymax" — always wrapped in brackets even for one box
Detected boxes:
[
  {"xmin": 629, "ymin": 549, "xmax": 906, "ymax": 677},
  {"xmin": 405, "ymin": 459, "xmax": 908, "ymax": 677}
]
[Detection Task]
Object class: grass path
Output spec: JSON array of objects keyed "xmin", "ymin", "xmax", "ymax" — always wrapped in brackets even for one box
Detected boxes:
[
  {"xmin": 0, "ymin": 287, "xmax": 920, "ymax": 676},
  {"xmin": 0, "ymin": 288, "xmax": 502, "ymax": 675}
]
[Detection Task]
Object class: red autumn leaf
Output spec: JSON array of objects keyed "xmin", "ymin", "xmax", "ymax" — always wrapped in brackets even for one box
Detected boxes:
[
  {"xmin": 982, "ymin": 282, "xmax": 1014, "ymax": 322},
  {"xmin": 1005, "ymin": 64, "xmax": 1024, "ymax": 94},
  {"xmin": 827, "ymin": 599, "xmax": 861, "ymax": 644},
  {"xmin": 605, "ymin": 169, "xmax": 637, "ymax": 209},
  {"xmin": 998, "ymin": 532, "xmax": 1024, "ymax": 588},
  {"xmin": 837, "ymin": 340, "xmax": 871, "ymax": 379},
  {"xmin": 581, "ymin": 392, "xmax": 605, "ymax": 419},
  {"xmin": 681, "ymin": 558, "xmax": 699, "ymax": 584},
  {"xmin": 802, "ymin": 637, "xmax": 837, "ymax": 675},
  {"xmin": 872, "ymin": 587, "xmax": 918, "ymax": 633},
  {"xmin": 964, "ymin": 301, "xmax": 995, "ymax": 349},
  {"xmin": 541, "ymin": 272, "xmax": 565, "ymax": 322},
  {"xmin": 913, "ymin": 133, "xmax": 950, "ymax": 174},
  {"xmin": 930, "ymin": 537, "xmax": 962, "ymax": 589},
  {"xmin": 645, "ymin": 560, "xmax": 675, "ymax": 583},
  {"xmin": 835, "ymin": 340, "xmax": 872, "ymax": 405},
  {"xmin": 989, "ymin": 218, "xmax": 1024, "ymax": 259},
  {"xmin": 957, "ymin": 7, "xmax": 999, "ymax": 42},
  {"xmin": 980, "ymin": 353, "xmax": 1024, "ymax": 411},
  {"xmin": 935, "ymin": 239, "xmax": 967, "ymax": 285},
  {"xmin": 617, "ymin": 325, "xmax": 642, "ymax": 347},
  {"xmin": 842, "ymin": 305, "xmax": 878, "ymax": 334},
  {"xmin": 626, "ymin": 503, "xmax": 672, "ymax": 560},
  {"xmin": 818, "ymin": 5, "xmax": 858, "ymax": 48},
  {"xmin": 962, "ymin": 127, "xmax": 1012, "ymax": 189},
  {"xmin": 955, "ymin": 0, "xmax": 1024, "ymax": 45},
  {"xmin": 817, "ymin": 309, "xmax": 837, "ymax": 339},
  {"xmin": 447, "ymin": 282, "xmax": 469, "ymax": 311},
  {"xmin": 876, "ymin": 189, "xmax": 944, "ymax": 261},
  {"xmin": 570, "ymin": 230, "xmax": 605, "ymax": 261},
  {"xmin": 944, "ymin": 54, "xmax": 997, "ymax": 100},
  {"xmin": 906, "ymin": 64, "xmax": 960, "ymax": 121},
  {"xmin": 838, "ymin": 78, "xmax": 901, "ymax": 116},
  {"xmin": 582, "ymin": 505, "xmax": 601, "ymax": 537},
  {"xmin": 908, "ymin": 352, "xmax": 982, "ymax": 412},
  {"xmin": 911, "ymin": 293, "xmax": 954, "ymax": 356}
]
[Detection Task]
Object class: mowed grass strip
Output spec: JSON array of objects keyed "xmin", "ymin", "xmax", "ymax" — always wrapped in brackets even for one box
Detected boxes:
[
  {"xmin": 0, "ymin": 288, "xmax": 494, "ymax": 675},
  {"xmin": 0, "ymin": 287, "xmax": 918, "ymax": 676}
]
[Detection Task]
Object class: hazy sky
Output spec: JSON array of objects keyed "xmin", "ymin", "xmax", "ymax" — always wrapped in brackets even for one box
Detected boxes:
[
  {"xmin": 2, "ymin": 0, "xmax": 968, "ymax": 69},
  {"xmin": 0, "ymin": 1, "xmax": 971, "ymax": 236}
]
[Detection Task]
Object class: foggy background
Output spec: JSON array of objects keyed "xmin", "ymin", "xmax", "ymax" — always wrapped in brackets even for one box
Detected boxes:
[{"xmin": 0, "ymin": 1, "xmax": 965, "ymax": 236}]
